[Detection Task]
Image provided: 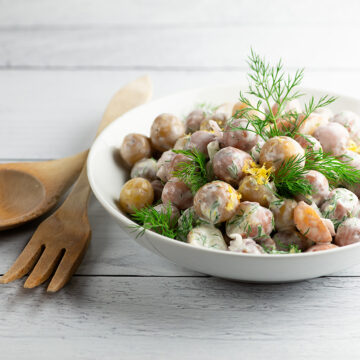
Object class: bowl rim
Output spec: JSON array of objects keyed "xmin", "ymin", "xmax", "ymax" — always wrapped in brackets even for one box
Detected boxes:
[{"xmin": 87, "ymin": 83, "xmax": 360, "ymax": 260}]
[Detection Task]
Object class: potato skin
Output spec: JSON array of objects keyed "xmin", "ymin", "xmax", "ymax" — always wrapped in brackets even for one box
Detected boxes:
[
  {"xmin": 161, "ymin": 177, "xmax": 193, "ymax": 210},
  {"xmin": 238, "ymin": 176, "xmax": 276, "ymax": 207},
  {"xmin": 150, "ymin": 113, "xmax": 185, "ymax": 152},
  {"xmin": 335, "ymin": 218, "xmax": 360, "ymax": 247},
  {"xmin": 222, "ymin": 118, "xmax": 259, "ymax": 152},
  {"xmin": 313, "ymin": 122, "xmax": 349, "ymax": 156},
  {"xmin": 212, "ymin": 147, "xmax": 251, "ymax": 186},
  {"xmin": 120, "ymin": 133, "xmax": 152, "ymax": 167},
  {"xmin": 193, "ymin": 181, "xmax": 240, "ymax": 224},
  {"xmin": 119, "ymin": 178, "xmax": 154, "ymax": 214},
  {"xmin": 130, "ymin": 158, "xmax": 157, "ymax": 181},
  {"xmin": 185, "ymin": 109, "xmax": 206, "ymax": 133},
  {"xmin": 306, "ymin": 243, "xmax": 338, "ymax": 252},
  {"xmin": 259, "ymin": 136, "xmax": 305, "ymax": 172}
]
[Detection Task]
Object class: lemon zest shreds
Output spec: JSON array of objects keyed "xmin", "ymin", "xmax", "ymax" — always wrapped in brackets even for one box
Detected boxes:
[
  {"xmin": 225, "ymin": 185, "xmax": 242, "ymax": 211},
  {"xmin": 347, "ymin": 140, "xmax": 360, "ymax": 154},
  {"xmin": 242, "ymin": 160, "xmax": 272, "ymax": 185}
]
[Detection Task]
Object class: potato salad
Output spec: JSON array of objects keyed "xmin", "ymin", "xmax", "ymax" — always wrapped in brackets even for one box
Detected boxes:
[{"xmin": 117, "ymin": 51, "xmax": 360, "ymax": 255}]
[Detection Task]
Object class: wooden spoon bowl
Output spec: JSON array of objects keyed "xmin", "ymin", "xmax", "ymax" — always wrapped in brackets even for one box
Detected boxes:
[{"xmin": 0, "ymin": 151, "xmax": 87, "ymax": 230}]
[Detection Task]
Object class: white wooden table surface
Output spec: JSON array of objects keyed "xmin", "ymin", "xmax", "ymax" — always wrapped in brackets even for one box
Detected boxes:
[{"xmin": 1, "ymin": 1, "xmax": 360, "ymax": 359}]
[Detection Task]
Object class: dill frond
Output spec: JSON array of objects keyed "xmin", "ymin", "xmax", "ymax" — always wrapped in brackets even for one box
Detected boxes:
[
  {"xmin": 130, "ymin": 203, "xmax": 177, "ymax": 239},
  {"xmin": 230, "ymin": 49, "xmax": 336, "ymax": 141},
  {"xmin": 271, "ymin": 148, "xmax": 360, "ymax": 198},
  {"xmin": 272, "ymin": 154, "xmax": 312, "ymax": 198},
  {"xmin": 304, "ymin": 148, "xmax": 360, "ymax": 187},
  {"xmin": 172, "ymin": 149, "xmax": 208, "ymax": 194}
]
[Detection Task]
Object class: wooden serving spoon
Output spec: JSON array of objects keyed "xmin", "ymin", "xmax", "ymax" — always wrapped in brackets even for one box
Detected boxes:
[
  {"xmin": 0, "ymin": 151, "xmax": 87, "ymax": 230},
  {"xmin": 0, "ymin": 75, "xmax": 153, "ymax": 291}
]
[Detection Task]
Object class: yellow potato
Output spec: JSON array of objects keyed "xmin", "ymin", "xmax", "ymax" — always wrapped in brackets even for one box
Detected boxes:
[
  {"xmin": 238, "ymin": 176, "xmax": 276, "ymax": 207},
  {"xmin": 119, "ymin": 178, "xmax": 154, "ymax": 214}
]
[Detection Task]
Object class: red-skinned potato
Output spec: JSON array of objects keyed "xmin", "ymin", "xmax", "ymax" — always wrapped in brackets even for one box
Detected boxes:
[
  {"xmin": 120, "ymin": 133, "xmax": 152, "ymax": 167},
  {"xmin": 150, "ymin": 113, "xmax": 185, "ymax": 152}
]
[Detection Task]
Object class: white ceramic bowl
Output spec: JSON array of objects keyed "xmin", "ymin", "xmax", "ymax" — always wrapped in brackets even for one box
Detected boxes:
[{"xmin": 87, "ymin": 84, "xmax": 360, "ymax": 282}]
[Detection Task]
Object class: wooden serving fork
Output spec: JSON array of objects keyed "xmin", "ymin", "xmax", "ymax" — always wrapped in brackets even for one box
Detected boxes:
[{"xmin": 0, "ymin": 76, "xmax": 153, "ymax": 292}]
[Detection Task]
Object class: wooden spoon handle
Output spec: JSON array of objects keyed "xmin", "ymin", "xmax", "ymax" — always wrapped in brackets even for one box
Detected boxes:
[
  {"xmin": 97, "ymin": 75, "xmax": 153, "ymax": 135},
  {"xmin": 57, "ymin": 75, "xmax": 153, "ymax": 213}
]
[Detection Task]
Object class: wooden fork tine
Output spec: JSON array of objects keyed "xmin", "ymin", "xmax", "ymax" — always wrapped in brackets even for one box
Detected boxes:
[
  {"xmin": 23, "ymin": 247, "xmax": 64, "ymax": 289},
  {"xmin": 47, "ymin": 242, "xmax": 90, "ymax": 293},
  {"xmin": 0, "ymin": 241, "xmax": 44, "ymax": 284}
]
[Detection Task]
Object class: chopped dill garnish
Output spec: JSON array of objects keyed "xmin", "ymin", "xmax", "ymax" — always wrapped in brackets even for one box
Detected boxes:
[
  {"xmin": 229, "ymin": 49, "xmax": 336, "ymax": 141},
  {"xmin": 172, "ymin": 149, "xmax": 208, "ymax": 194},
  {"xmin": 130, "ymin": 203, "xmax": 177, "ymax": 239}
]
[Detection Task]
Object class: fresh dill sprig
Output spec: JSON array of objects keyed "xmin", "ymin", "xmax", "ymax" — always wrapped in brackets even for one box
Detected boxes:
[
  {"xmin": 172, "ymin": 149, "xmax": 208, "ymax": 194},
  {"xmin": 131, "ymin": 204, "xmax": 198, "ymax": 241},
  {"xmin": 272, "ymin": 154, "xmax": 312, "ymax": 198},
  {"xmin": 304, "ymin": 149, "xmax": 360, "ymax": 187},
  {"xmin": 230, "ymin": 49, "xmax": 336, "ymax": 140},
  {"xmin": 130, "ymin": 203, "xmax": 177, "ymax": 239},
  {"xmin": 272, "ymin": 148, "xmax": 360, "ymax": 198}
]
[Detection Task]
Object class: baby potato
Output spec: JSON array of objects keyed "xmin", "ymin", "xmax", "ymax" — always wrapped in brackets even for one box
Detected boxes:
[
  {"xmin": 238, "ymin": 176, "xmax": 277, "ymax": 207},
  {"xmin": 306, "ymin": 243, "xmax": 338, "ymax": 252},
  {"xmin": 259, "ymin": 136, "xmax": 305, "ymax": 172},
  {"xmin": 313, "ymin": 122, "xmax": 349, "ymax": 156},
  {"xmin": 188, "ymin": 130, "xmax": 217, "ymax": 156},
  {"xmin": 150, "ymin": 179, "xmax": 164, "ymax": 202},
  {"xmin": 200, "ymin": 113, "xmax": 227, "ymax": 131},
  {"xmin": 119, "ymin": 178, "xmax": 154, "ymax": 214},
  {"xmin": 228, "ymin": 233, "xmax": 265, "ymax": 254},
  {"xmin": 222, "ymin": 118, "xmax": 259, "ymax": 152},
  {"xmin": 187, "ymin": 224, "xmax": 227, "ymax": 250},
  {"xmin": 270, "ymin": 198, "xmax": 297, "ymax": 231},
  {"xmin": 212, "ymin": 147, "xmax": 252, "ymax": 186},
  {"xmin": 302, "ymin": 170, "xmax": 329, "ymax": 206},
  {"xmin": 226, "ymin": 201, "xmax": 274, "ymax": 239},
  {"xmin": 273, "ymin": 230, "xmax": 313, "ymax": 252},
  {"xmin": 294, "ymin": 134, "xmax": 322, "ymax": 152},
  {"xmin": 153, "ymin": 203, "xmax": 180, "ymax": 227},
  {"xmin": 161, "ymin": 177, "xmax": 193, "ymax": 210},
  {"xmin": 249, "ymin": 139, "xmax": 265, "ymax": 162},
  {"xmin": 174, "ymin": 135, "xmax": 191, "ymax": 150},
  {"xmin": 272, "ymin": 98, "xmax": 302, "ymax": 116},
  {"xmin": 193, "ymin": 181, "xmax": 240, "ymax": 224},
  {"xmin": 232, "ymin": 101, "xmax": 264, "ymax": 120},
  {"xmin": 294, "ymin": 201, "xmax": 332, "ymax": 244},
  {"xmin": 330, "ymin": 110, "xmax": 360, "ymax": 142},
  {"xmin": 185, "ymin": 109, "xmax": 206, "ymax": 133},
  {"xmin": 156, "ymin": 150, "xmax": 176, "ymax": 182},
  {"xmin": 130, "ymin": 158, "xmax": 157, "ymax": 181},
  {"xmin": 297, "ymin": 113, "xmax": 329, "ymax": 136},
  {"xmin": 255, "ymin": 235, "xmax": 277, "ymax": 252},
  {"xmin": 215, "ymin": 102, "xmax": 235, "ymax": 119},
  {"xmin": 120, "ymin": 133, "xmax": 152, "ymax": 167},
  {"xmin": 320, "ymin": 188, "xmax": 359, "ymax": 223},
  {"xmin": 335, "ymin": 217, "xmax": 360, "ymax": 247},
  {"xmin": 150, "ymin": 113, "xmax": 185, "ymax": 152},
  {"xmin": 313, "ymin": 107, "xmax": 333, "ymax": 122}
]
